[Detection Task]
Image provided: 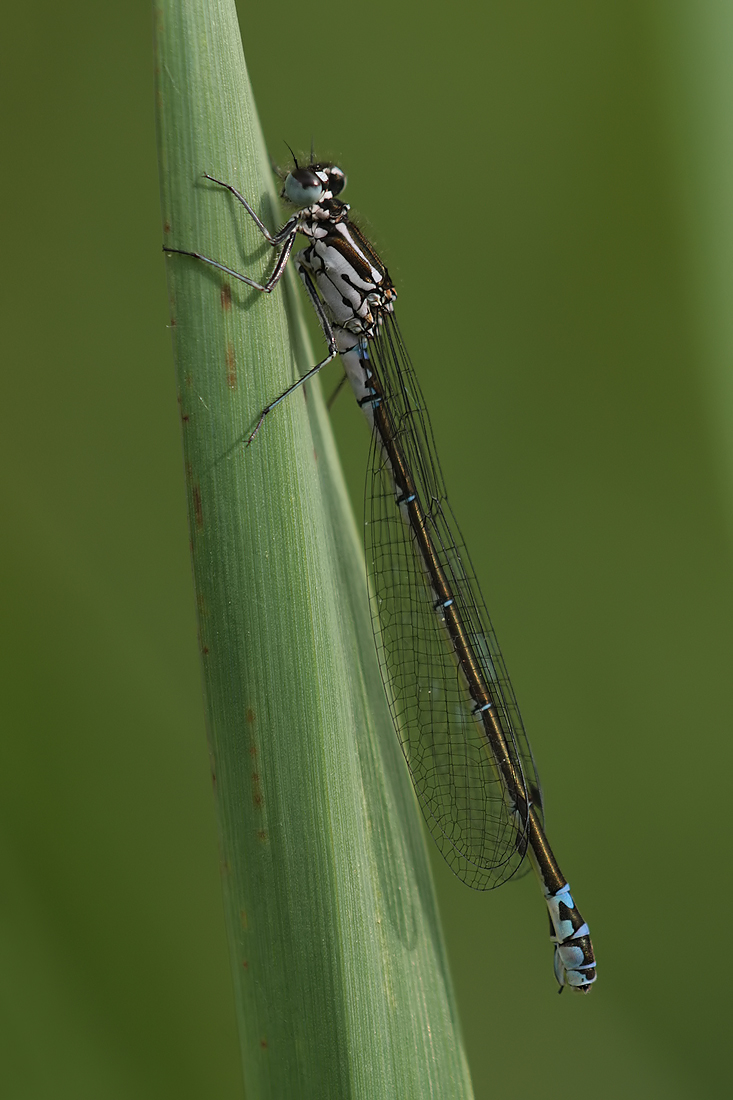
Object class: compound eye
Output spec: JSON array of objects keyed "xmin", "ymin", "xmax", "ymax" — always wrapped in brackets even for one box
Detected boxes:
[{"xmin": 284, "ymin": 168, "xmax": 324, "ymax": 206}]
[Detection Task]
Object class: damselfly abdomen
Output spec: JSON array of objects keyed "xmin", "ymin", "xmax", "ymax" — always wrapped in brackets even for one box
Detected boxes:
[{"xmin": 165, "ymin": 158, "xmax": 596, "ymax": 993}]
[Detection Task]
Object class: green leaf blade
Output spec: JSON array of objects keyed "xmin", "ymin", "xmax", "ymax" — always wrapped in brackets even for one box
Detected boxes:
[{"xmin": 155, "ymin": 1, "xmax": 474, "ymax": 1095}]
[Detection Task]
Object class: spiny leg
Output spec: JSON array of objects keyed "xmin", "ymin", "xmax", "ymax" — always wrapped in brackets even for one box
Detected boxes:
[
  {"xmin": 163, "ymin": 226, "xmax": 297, "ymax": 294},
  {"xmin": 202, "ymin": 173, "xmax": 298, "ymax": 245},
  {"xmin": 164, "ymin": 202, "xmax": 342, "ymax": 443},
  {"xmin": 244, "ymin": 264, "xmax": 339, "ymax": 445}
]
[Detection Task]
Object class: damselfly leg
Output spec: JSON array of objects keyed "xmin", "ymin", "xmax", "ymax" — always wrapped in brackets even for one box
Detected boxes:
[{"xmin": 164, "ymin": 172, "xmax": 340, "ymax": 443}]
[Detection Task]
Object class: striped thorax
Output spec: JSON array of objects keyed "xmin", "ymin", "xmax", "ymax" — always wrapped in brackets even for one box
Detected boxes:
[{"xmin": 284, "ymin": 163, "xmax": 396, "ymax": 338}]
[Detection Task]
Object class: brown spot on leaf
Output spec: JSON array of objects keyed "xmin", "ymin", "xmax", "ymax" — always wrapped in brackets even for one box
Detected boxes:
[
  {"xmin": 242, "ymin": 960, "xmax": 248, "ymax": 970},
  {"xmin": 202, "ymin": 645, "xmax": 209, "ymax": 655},
  {"xmin": 252, "ymin": 772, "xmax": 263, "ymax": 808},
  {"xmin": 246, "ymin": 708, "xmax": 256, "ymax": 724},
  {"xmin": 163, "ymin": 221, "xmax": 171, "ymax": 235},
  {"xmin": 220, "ymin": 282, "xmax": 232, "ymax": 310},
  {"xmin": 260, "ymin": 1039, "xmax": 268, "ymax": 1050},
  {"xmin": 257, "ymin": 830, "xmax": 268, "ymax": 842}
]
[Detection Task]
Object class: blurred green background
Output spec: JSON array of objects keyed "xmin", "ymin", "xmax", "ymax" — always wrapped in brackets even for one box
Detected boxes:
[{"xmin": 1, "ymin": 1, "xmax": 731, "ymax": 1097}]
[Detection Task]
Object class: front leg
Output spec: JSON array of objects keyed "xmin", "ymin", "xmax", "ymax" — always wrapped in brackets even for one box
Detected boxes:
[
  {"xmin": 164, "ymin": 169, "xmax": 301, "ymax": 292},
  {"xmin": 203, "ymin": 173, "xmax": 298, "ymax": 245}
]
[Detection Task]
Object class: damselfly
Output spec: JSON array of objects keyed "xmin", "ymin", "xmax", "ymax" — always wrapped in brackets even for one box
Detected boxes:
[{"xmin": 165, "ymin": 157, "xmax": 597, "ymax": 993}]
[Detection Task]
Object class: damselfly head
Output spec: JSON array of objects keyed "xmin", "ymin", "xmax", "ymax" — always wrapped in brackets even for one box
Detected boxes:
[{"xmin": 282, "ymin": 163, "xmax": 346, "ymax": 206}]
